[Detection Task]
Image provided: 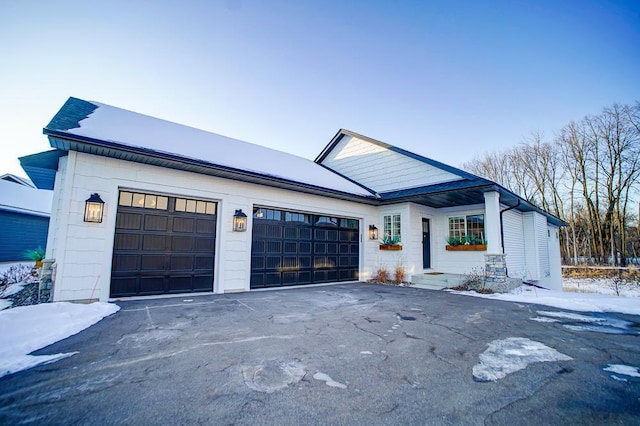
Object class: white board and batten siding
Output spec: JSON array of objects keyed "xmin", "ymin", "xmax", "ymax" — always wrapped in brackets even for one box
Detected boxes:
[
  {"xmin": 546, "ymin": 225, "xmax": 563, "ymax": 291},
  {"xmin": 502, "ymin": 209, "xmax": 526, "ymax": 279},
  {"xmin": 47, "ymin": 151, "xmax": 379, "ymax": 302},
  {"xmin": 522, "ymin": 211, "xmax": 551, "ymax": 281},
  {"xmin": 321, "ymin": 135, "xmax": 462, "ymax": 193}
]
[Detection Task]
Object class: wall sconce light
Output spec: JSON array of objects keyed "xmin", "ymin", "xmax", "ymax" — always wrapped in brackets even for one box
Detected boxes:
[
  {"xmin": 369, "ymin": 224, "xmax": 378, "ymax": 240},
  {"xmin": 233, "ymin": 209, "xmax": 247, "ymax": 232},
  {"xmin": 84, "ymin": 193, "xmax": 105, "ymax": 223}
]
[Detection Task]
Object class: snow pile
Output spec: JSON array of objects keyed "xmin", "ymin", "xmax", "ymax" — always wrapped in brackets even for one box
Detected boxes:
[
  {"xmin": 451, "ymin": 285, "xmax": 640, "ymax": 315},
  {"xmin": 472, "ymin": 337, "xmax": 572, "ymax": 382},
  {"xmin": 0, "ymin": 302, "xmax": 119, "ymax": 377}
]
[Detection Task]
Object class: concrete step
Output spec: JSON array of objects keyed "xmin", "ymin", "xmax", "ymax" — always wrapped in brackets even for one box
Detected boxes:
[
  {"xmin": 411, "ymin": 282, "xmax": 449, "ymax": 291},
  {"xmin": 410, "ymin": 273, "xmax": 466, "ymax": 289}
]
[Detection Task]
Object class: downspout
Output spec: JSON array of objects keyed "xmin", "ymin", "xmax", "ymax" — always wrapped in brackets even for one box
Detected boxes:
[{"xmin": 499, "ymin": 199, "xmax": 521, "ymax": 255}]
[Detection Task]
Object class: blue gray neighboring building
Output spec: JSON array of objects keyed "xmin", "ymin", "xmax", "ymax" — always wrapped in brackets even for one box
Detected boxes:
[{"xmin": 0, "ymin": 175, "xmax": 52, "ymax": 262}]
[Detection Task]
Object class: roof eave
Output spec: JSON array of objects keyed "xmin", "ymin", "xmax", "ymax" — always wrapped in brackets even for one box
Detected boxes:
[{"xmin": 43, "ymin": 130, "xmax": 379, "ymax": 204}]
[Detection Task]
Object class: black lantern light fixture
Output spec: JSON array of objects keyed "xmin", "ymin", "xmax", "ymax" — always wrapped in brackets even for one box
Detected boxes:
[
  {"xmin": 233, "ymin": 209, "xmax": 247, "ymax": 232},
  {"xmin": 84, "ymin": 193, "xmax": 105, "ymax": 223},
  {"xmin": 369, "ymin": 224, "xmax": 379, "ymax": 240}
]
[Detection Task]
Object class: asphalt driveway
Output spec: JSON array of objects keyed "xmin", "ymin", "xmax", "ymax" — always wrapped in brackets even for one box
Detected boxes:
[{"xmin": 1, "ymin": 283, "xmax": 639, "ymax": 425}]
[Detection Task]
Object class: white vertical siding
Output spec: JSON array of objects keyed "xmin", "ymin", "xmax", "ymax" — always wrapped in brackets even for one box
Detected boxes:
[
  {"xmin": 537, "ymin": 213, "xmax": 550, "ymax": 279},
  {"xmin": 546, "ymin": 225, "xmax": 563, "ymax": 291},
  {"xmin": 321, "ymin": 135, "xmax": 462, "ymax": 193},
  {"xmin": 522, "ymin": 212, "xmax": 539, "ymax": 280},
  {"xmin": 502, "ymin": 209, "xmax": 525, "ymax": 279},
  {"xmin": 522, "ymin": 211, "xmax": 554, "ymax": 285}
]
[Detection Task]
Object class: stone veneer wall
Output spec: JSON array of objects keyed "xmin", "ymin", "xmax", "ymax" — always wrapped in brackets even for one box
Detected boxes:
[{"xmin": 485, "ymin": 254, "xmax": 507, "ymax": 283}]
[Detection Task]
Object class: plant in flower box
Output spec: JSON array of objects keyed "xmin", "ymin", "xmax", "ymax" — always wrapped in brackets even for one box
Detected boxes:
[
  {"xmin": 446, "ymin": 236, "xmax": 487, "ymax": 251},
  {"xmin": 379, "ymin": 235, "xmax": 402, "ymax": 251}
]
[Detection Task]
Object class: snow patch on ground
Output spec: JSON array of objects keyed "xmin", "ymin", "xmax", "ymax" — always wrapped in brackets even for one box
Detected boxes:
[
  {"xmin": 0, "ymin": 299, "xmax": 11, "ymax": 310},
  {"xmin": 529, "ymin": 316, "xmax": 560, "ymax": 323},
  {"xmin": 472, "ymin": 337, "xmax": 572, "ymax": 382},
  {"xmin": 564, "ymin": 277, "xmax": 640, "ymax": 298},
  {"xmin": 313, "ymin": 372, "xmax": 347, "ymax": 389},
  {"xmin": 531, "ymin": 310, "xmax": 639, "ymax": 335},
  {"xmin": 3, "ymin": 282, "xmax": 26, "ymax": 297},
  {"xmin": 603, "ymin": 364, "xmax": 640, "ymax": 378},
  {"xmin": 242, "ymin": 360, "xmax": 305, "ymax": 393},
  {"xmin": 0, "ymin": 302, "xmax": 120, "ymax": 378},
  {"xmin": 536, "ymin": 310, "xmax": 603, "ymax": 323},
  {"xmin": 451, "ymin": 285, "xmax": 640, "ymax": 315}
]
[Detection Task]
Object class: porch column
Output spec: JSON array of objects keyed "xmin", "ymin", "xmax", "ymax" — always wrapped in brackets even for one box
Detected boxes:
[{"xmin": 483, "ymin": 191, "xmax": 502, "ymax": 254}]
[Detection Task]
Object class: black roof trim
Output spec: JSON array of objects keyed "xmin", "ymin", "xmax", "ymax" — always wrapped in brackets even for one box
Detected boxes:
[
  {"xmin": 316, "ymin": 163, "xmax": 380, "ymax": 199},
  {"xmin": 42, "ymin": 130, "xmax": 379, "ymax": 203}
]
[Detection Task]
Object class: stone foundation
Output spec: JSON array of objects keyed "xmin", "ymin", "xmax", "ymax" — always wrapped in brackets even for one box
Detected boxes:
[
  {"xmin": 39, "ymin": 259, "xmax": 55, "ymax": 303},
  {"xmin": 485, "ymin": 254, "xmax": 507, "ymax": 284}
]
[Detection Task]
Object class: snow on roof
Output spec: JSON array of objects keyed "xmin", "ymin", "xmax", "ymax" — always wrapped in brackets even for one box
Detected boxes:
[
  {"xmin": 61, "ymin": 101, "xmax": 373, "ymax": 197},
  {"xmin": 0, "ymin": 179, "xmax": 52, "ymax": 217},
  {"xmin": 0, "ymin": 174, "xmax": 35, "ymax": 188}
]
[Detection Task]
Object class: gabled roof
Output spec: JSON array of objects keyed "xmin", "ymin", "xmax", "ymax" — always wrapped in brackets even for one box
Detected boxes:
[
  {"xmin": 25, "ymin": 97, "xmax": 565, "ymax": 226},
  {"xmin": 37, "ymin": 97, "xmax": 377, "ymax": 201},
  {"xmin": 0, "ymin": 173, "xmax": 35, "ymax": 188},
  {"xmin": 316, "ymin": 129, "xmax": 481, "ymax": 181},
  {"xmin": 316, "ymin": 129, "xmax": 566, "ymax": 227}
]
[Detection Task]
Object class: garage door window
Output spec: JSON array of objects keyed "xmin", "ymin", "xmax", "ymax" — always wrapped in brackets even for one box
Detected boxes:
[
  {"xmin": 175, "ymin": 198, "xmax": 216, "ymax": 215},
  {"xmin": 253, "ymin": 208, "xmax": 281, "ymax": 221},
  {"xmin": 119, "ymin": 191, "xmax": 168, "ymax": 210}
]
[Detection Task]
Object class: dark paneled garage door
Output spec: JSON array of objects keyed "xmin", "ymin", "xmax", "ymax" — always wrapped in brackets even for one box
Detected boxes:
[
  {"xmin": 111, "ymin": 191, "xmax": 217, "ymax": 297},
  {"xmin": 251, "ymin": 207, "xmax": 359, "ymax": 289}
]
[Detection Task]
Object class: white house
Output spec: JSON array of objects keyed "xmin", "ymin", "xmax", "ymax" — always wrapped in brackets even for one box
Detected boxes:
[{"xmin": 21, "ymin": 97, "xmax": 564, "ymax": 302}]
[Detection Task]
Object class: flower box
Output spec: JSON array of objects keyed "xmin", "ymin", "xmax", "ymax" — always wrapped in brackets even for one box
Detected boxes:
[
  {"xmin": 445, "ymin": 244, "xmax": 487, "ymax": 251},
  {"xmin": 379, "ymin": 244, "xmax": 403, "ymax": 251}
]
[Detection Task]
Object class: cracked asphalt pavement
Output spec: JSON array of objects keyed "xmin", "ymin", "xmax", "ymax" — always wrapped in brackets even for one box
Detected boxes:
[{"xmin": 1, "ymin": 283, "xmax": 639, "ymax": 424}]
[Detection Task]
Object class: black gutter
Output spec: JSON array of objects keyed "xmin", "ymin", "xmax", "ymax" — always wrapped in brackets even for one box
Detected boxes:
[{"xmin": 500, "ymin": 199, "xmax": 521, "ymax": 254}]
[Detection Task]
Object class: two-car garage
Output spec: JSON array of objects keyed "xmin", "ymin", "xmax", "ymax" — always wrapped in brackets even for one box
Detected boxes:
[{"xmin": 110, "ymin": 191, "xmax": 360, "ymax": 297}]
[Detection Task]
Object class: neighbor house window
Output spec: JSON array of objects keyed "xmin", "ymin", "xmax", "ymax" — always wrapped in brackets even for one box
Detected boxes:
[
  {"xmin": 383, "ymin": 214, "xmax": 401, "ymax": 242},
  {"xmin": 448, "ymin": 214, "xmax": 485, "ymax": 244}
]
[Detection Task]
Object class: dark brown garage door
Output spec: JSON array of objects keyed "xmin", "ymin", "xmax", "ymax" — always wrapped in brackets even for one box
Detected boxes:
[
  {"xmin": 250, "ymin": 207, "xmax": 359, "ymax": 288},
  {"xmin": 111, "ymin": 191, "xmax": 217, "ymax": 297}
]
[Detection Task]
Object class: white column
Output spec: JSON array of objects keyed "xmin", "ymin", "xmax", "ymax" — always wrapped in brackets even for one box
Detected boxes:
[{"xmin": 483, "ymin": 191, "xmax": 503, "ymax": 254}]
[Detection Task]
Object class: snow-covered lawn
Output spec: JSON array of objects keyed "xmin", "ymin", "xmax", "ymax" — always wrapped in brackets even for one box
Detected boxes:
[
  {"xmin": 450, "ymin": 284, "xmax": 640, "ymax": 315},
  {"xmin": 0, "ymin": 302, "xmax": 119, "ymax": 378},
  {"xmin": 563, "ymin": 277, "xmax": 640, "ymax": 297}
]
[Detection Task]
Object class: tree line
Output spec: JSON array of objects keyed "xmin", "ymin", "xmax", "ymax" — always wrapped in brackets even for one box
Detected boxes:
[{"xmin": 462, "ymin": 102, "xmax": 640, "ymax": 266}]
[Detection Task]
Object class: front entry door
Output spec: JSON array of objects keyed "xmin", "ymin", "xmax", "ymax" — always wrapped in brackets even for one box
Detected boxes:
[{"xmin": 422, "ymin": 219, "xmax": 431, "ymax": 269}]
